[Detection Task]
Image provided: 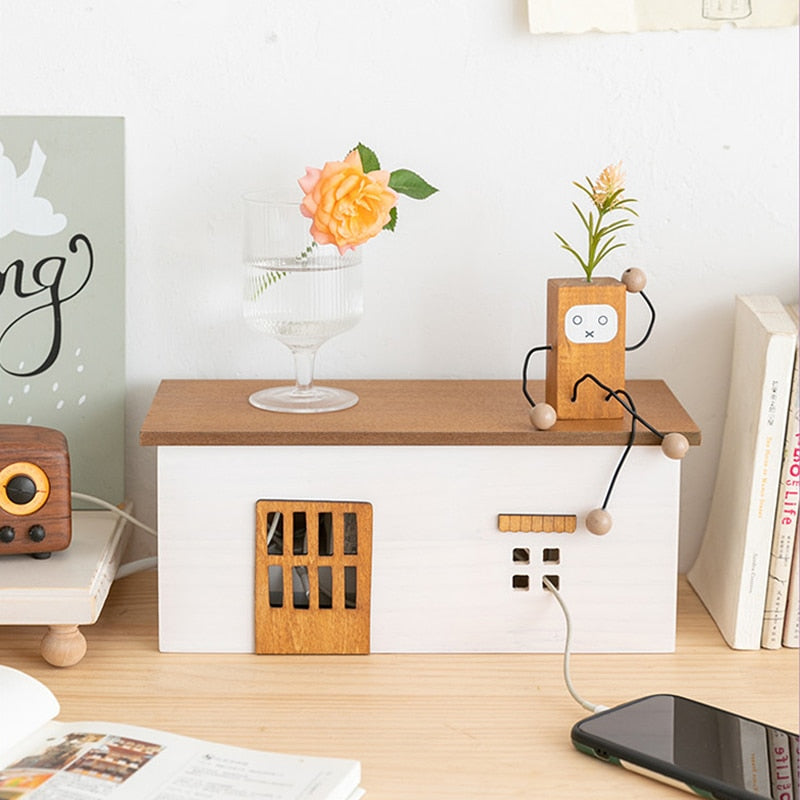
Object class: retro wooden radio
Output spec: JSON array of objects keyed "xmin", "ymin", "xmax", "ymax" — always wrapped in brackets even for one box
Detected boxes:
[{"xmin": 0, "ymin": 425, "xmax": 71, "ymax": 558}]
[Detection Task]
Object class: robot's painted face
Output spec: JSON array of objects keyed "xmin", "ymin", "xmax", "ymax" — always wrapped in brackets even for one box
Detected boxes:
[{"xmin": 564, "ymin": 304, "xmax": 619, "ymax": 344}]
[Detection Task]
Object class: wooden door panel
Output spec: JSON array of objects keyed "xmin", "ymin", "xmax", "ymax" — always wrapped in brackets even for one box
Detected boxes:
[{"xmin": 255, "ymin": 500, "xmax": 372, "ymax": 654}]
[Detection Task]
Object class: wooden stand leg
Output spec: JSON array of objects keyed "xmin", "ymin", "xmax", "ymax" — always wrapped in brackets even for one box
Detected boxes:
[{"xmin": 41, "ymin": 624, "xmax": 88, "ymax": 667}]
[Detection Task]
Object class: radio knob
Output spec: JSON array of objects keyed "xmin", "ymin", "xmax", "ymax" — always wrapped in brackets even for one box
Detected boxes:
[
  {"xmin": 6, "ymin": 474, "xmax": 37, "ymax": 505},
  {"xmin": 28, "ymin": 525, "xmax": 46, "ymax": 543},
  {"xmin": 0, "ymin": 526, "xmax": 15, "ymax": 543}
]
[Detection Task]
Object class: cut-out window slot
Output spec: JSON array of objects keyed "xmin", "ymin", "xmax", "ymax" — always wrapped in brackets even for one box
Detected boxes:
[
  {"xmin": 268, "ymin": 565, "xmax": 283, "ymax": 607},
  {"xmin": 512, "ymin": 547, "xmax": 530, "ymax": 564},
  {"xmin": 543, "ymin": 575, "xmax": 560, "ymax": 591},
  {"xmin": 318, "ymin": 566, "xmax": 333, "ymax": 609},
  {"xmin": 344, "ymin": 566, "xmax": 357, "ymax": 608},
  {"xmin": 266, "ymin": 512, "xmax": 283, "ymax": 555},
  {"xmin": 318, "ymin": 512, "xmax": 334, "ymax": 556},
  {"xmin": 344, "ymin": 513, "xmax": 358, "ymax": 554},
  {"xmin": 542, "ymin": 548, "xmax": 560, "ymax": 564},
  {"xmin": 292, "ymin": 512, "xmax": 307, "ymax": 555},
  {"xmin": 512, "ymin": 574, "xmax": 530, "ymax": 591},
  {"xmin": 292, "ymin": 566, "xmax": 310, "ymax": 608}
]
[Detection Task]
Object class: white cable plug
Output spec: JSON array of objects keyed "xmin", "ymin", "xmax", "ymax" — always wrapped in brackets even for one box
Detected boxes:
[{"xmin": 542, "ymin": 576, "xmax": 609, "ymax": 714}]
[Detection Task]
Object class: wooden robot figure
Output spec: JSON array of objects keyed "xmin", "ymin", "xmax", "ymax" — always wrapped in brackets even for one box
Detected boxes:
[{"xmin": 522, "ymin": 268, "xmax": 690, "ymax": 534}]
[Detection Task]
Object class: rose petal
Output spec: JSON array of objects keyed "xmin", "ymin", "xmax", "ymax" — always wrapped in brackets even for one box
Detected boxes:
[
  {"xmin": 344, "ymin": 149, "xmax": 362, "ymax": 169},
  {"xmin": 298, "ymin": 166, "xmax": 321, "ymax": 195},
  {"xmin": 366, "ymin": 169, "xmax": 392, "ymax": 187}
]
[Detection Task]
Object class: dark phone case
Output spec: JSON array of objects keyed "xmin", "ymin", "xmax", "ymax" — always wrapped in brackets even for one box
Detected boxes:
[{"xmin": 570, "ymin": 694, "xmax": 794, "ymax": 800}]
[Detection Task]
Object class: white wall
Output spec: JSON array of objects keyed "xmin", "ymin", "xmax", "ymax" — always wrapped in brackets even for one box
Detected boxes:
[{"xmin": 2, "ymin": 2, "xmax": 796, "ymax": 571}]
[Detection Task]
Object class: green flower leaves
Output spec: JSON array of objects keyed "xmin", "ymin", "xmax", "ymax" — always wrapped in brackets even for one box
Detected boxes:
[
  {"xmin": 354, "ymin": 142, "xmax": 437, "ymax": 199},
  {"xmin": 352, "ymin": 142, "xmax": 437, "ymax": 234},
  {"xmin": 354, "ymin": 142, "xmax": 381, "ymax": 173},
  {"xmin": 554, "ymin": 163, "xmax": 638, "ymax": 282},
  {"xmin": 388, "ymin": 168, "xmax": 438, "ymax": 200}
]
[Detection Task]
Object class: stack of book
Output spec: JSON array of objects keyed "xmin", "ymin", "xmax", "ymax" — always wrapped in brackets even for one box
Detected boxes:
[{"xmin": 688, "ymin": 295, "xmax": 799, "ymax": 650}]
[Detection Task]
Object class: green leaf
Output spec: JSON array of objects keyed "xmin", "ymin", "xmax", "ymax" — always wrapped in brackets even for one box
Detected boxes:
[
  {"xmin": 572, "ymin": 202, "xmax": 591, "ymax": 234},
  {"xmin": 355, "ymin": 142, "xmax": 381, "ymax": 172},
  {"xmin": 615, "ymin": 198, "xmax": 639, "ymax": 216},
  {"xmin": 596, "ymin": 219, "xmax": 634, "ymax": 238},
  {"xmin": 595, "ymin": 240, "xmax": 626, "ymax": 265},
  {"xmin": 554, "ymin": 233, "xmax": 588, "ymax": 272},
  {"xmin": 252, "ymin": 270, "xmax": 286, "ymax": 299},
  {"xmin": 574, "ymin": 181, "xmax": 595, "ymax": 202},
  {"xmin": 383, "ymin": 206, "xmax": 398, "ymax": 232},
  {"xmin": 389, "ymin": 168, "xmax": 438, "ymax": 199}
]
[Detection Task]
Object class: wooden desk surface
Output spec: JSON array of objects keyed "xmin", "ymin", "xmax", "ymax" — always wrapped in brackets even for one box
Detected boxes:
[{"xmin": 0, "ymin": 571, "xmax": 795, "ymax": 799}]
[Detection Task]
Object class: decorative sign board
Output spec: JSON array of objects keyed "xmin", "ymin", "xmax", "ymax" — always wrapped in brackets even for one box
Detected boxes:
[{"xmin": 0, "ymin": 117, "xmax": 125, "ymax": 506}]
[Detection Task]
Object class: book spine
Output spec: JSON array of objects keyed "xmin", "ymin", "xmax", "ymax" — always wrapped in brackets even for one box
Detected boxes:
[
  {"xmin": 735, "ymin": 351, "xmax": 793, "ymax": 647},
  {"xmin": 767, "ymin": 729, "xmax": 795, "ymax": 800},
  {"xmin": 782, "ymin": 534, "xmax": 800, "ymax": 647},
  {"xmin": 740, "ymin": 717, "xmax": 772, "ymax": 796},
  {"xmin": 761, "ymin": 369, "xmax": 799, "ymax": 647}
]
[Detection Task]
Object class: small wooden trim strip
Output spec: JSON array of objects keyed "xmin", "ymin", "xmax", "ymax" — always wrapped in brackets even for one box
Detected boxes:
[{"xmin": 497, "ymin": 514, "xmax": 577, "ymax": 533}]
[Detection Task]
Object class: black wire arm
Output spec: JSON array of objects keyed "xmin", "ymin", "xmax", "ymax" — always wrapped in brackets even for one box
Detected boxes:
[
  {"xmin": 521, "ymin": 345, "xmax": 552, "ymax": 407},
  {"xmin": 625, "ymin": 290, "xmax": 656, "ymax": 351},
  {"xmin": 600, "ymin": 388, "xmax": 637, "ymax": 510}
]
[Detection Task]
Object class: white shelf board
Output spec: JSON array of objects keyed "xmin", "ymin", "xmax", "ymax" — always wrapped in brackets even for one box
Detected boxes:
[{"xmin": 0, "ymin": 510, "xmax": 128, "ymax": 625}]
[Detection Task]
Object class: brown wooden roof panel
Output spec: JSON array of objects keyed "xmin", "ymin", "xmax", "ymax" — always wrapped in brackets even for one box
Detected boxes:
[{"xmin": 139, "ymin": 379, "xmax": 701, "ymax": 448}]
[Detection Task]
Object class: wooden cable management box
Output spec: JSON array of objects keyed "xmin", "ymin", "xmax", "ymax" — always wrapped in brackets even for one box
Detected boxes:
[{"xmin": 141, "ymin": 379, "xmax": 700, "ymax": 655}]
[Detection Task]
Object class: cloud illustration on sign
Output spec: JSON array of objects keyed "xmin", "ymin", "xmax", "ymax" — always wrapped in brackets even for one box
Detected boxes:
[{"xmin": 0, "ymin": 140, "xmax": 67, "ymax": 238}]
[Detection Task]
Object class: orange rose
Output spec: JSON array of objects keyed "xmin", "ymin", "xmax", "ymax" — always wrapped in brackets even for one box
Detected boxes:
[{"xmin": 298, "ymin": 149, "xmax": 398, "ymax": 254}]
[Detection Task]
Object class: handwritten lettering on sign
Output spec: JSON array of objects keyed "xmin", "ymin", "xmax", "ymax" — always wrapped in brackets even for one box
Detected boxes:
[
  {"xmin": 1, "ymin": 234, "xmax": 94, "ymax": 377},
  {"xmin": 0, "ymin": 138, "xmax": 94, "ymax": 378}
]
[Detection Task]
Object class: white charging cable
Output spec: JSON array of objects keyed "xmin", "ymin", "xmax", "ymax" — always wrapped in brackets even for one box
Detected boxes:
[
  {"xmin": 71, "ymin": 491, "xmax": 157, "ymax": 537},
  {"xmin": 71, "ymin": 491, "xmax": 158, "ymax": 579},
  {"xmin": 542, "ymin": 576, "xmax": 609, "ymax": 714}
]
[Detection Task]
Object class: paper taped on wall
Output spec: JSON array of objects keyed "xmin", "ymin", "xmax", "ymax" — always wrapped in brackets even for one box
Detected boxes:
[{"xmin": 527, "ymin": 0, "xmax": 798, "ymax": 34}]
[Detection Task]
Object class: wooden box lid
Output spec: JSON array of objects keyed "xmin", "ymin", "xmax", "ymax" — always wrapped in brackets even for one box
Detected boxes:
[{"xmin": 139, "ymin": 379, "xmax": 700, "ymax": 448}]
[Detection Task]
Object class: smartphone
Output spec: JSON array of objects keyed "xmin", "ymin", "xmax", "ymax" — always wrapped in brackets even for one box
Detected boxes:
[{"xmin": 571, "ymin": 694, "xmax": 797, "ymax": 799}]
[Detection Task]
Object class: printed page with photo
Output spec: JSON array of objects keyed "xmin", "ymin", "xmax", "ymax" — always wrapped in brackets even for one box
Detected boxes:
[{"xmin": 0, "ymin": 668, "xmax": 362, "ymax": 800}]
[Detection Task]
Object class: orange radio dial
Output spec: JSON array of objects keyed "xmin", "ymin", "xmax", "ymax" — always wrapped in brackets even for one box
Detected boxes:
[{"xmin": 0, "ymin": 462, "xmax": 51, "ymax": 516}]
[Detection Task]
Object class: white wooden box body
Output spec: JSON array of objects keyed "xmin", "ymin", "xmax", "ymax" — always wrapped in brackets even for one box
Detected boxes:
[{"xmin": 156, "ymin": 443, "xmax": 680, "ymax": 653}]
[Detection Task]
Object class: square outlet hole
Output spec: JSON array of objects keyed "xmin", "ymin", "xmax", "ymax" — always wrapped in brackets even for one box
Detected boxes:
[
  {"xmin": 542, "ymin": 575, "xmax": 560, "ymax": 591},
  {"xmin": 542, "ymin": 548, "xmax": 560, "ymax": 564},
  {"xmin": 512, "ymin": 547, "xmax": 530, "ymax": 564},
  {"xmin": 512, "ymin": 574, "xmax": 530, "ymax": 591}
]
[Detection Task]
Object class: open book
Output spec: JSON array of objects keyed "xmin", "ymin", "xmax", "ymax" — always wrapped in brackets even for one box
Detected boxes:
[{"xmin": 0, "ymin": 666, "xmax": 363, "ymax": 800}]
